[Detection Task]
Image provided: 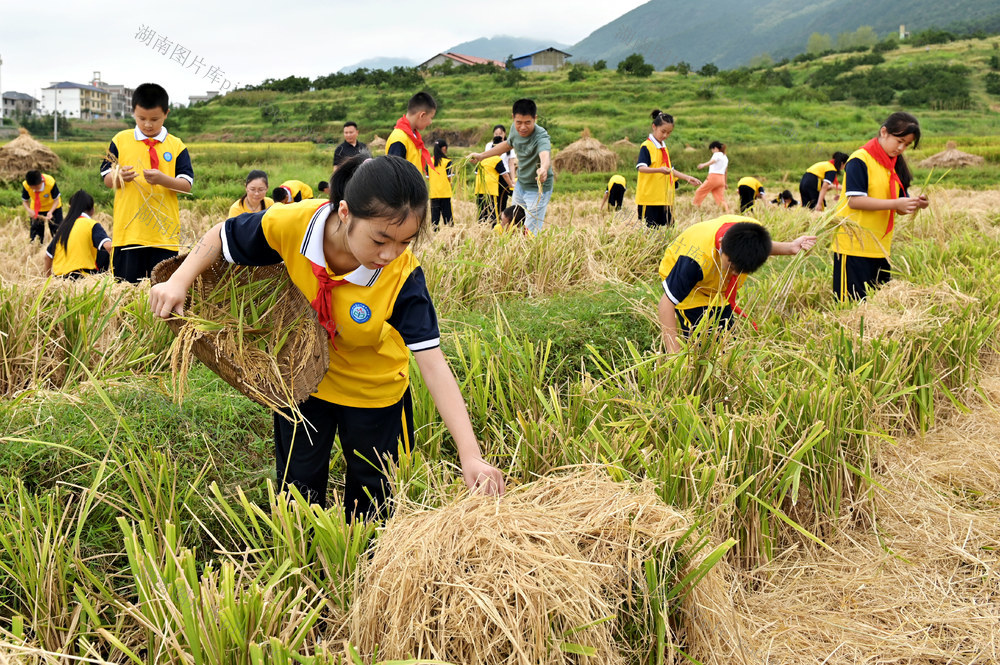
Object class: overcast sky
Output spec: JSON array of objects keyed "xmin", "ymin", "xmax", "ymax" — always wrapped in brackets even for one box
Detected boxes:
[{"xmin": 1, "ymin": 0, "xmax": 647, "ymax": 107}]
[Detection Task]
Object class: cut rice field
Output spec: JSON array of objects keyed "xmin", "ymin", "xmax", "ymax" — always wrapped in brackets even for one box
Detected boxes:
[{"xmin": 0, "ymin": 152, "xmax": 998, "ymax": 663}]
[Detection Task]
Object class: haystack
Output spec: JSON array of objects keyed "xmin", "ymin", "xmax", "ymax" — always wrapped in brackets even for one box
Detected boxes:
[
  {"xmin": 350, "ymin": 471, "xmax": 739, "ymax": 664},
  {"xmin": 552, "ymin": 136, "xmax": 618, "ymax": 174},
  {"xmin": 368, "ymin": 134, "xmax": 386, "ymax": 151},
  {"xmin": 613, "ymin": 137, "xmax": 635, "ymax": 148},
  {"xmin": 917, "ymin": 141, "xmax": 984, "ymax": 168},
  {"xmin": 0, "ymin": 129, "xmax": 60, "ymax": 182},
  {"xmin": 684, "ymin": 144, "xmax": 697, "ymax": 152}
]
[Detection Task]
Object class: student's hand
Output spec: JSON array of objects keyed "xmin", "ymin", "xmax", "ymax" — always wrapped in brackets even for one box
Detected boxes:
[
  {"xmin": 661, "ymin": 167, "xmax": 672, "ymax": 175},
  {"xmin": 536, "ymin": 166, "xmax": 547, "ymax": 184},
  {"xmin": 916, "ymin": 194, "xmax": 930, "ymax": 209},
  {"xmin": 120, "ymin": 166, "xmax": 137, "ymax": 183},
  {"xmin": 790, "ymin": 235, "xmax": 818, "ymax": 253},
  {"xmin": 663, "ymin": 334, "xmax": 682, "ymax": 354},
  {"xmin": 687, "ymin": 176, "xmax": 702, "ymax": 186},
  {"xmin": 143, "ymin": 169, "xmax": 165, "ymax": 186},
  {"xmin": 894, "ymin": 197, "xmax": 921, "ymax": 215},
  {"xmin": 468, "ymin": 153, "xmax": 483, "ymax": 164},
  {"xmin": 462, "ymin": 456, "xmax": 506, "ymax": 497},
  {"xmin": 44, "ymin": 211, "xmax": 53, "ymax": 221},
  {"xmin": 149, "ymin": 280, "xmax": 188, "ymax": 319}
]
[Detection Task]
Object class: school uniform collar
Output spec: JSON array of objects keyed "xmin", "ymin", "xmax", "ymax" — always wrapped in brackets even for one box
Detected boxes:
[
  {"xmin": 299, "ymin": 202, "xmax": 382, "ymax": 287},
  {"xmin": 134, "ymin": 126, "xmax": 168, "ymax": 142},
  {"xmin": 647, "ymin": 134, "xmax": 666, "ymax": 150}
]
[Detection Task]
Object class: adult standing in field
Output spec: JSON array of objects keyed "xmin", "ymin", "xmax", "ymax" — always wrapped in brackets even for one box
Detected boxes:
[
  {"xmin": 799, "ymin": 152, "xmax": 849, "ymax": 211},
  {"xmin": 228, "ymin": 170, "xmax": 273, "ymax": 218},
  {"xmin": 831, "ymin": 112, "xmax": 928, "ymax": 301},
  {"xmin": 693, "ymin": 141, "xmax": 731, "ymax": 213},
  {"xmin": 333, "ymin": 121, "xmax": 369, "ymax": 168},
  {"xmin": 386, "ymin": 92, "xmax": 437, "ymax": 178},
  {"xmin": 485, "ymin": 124, "xmax": 515, "ymax": 212},
  {"xmin": 149, "ymin": 156, "xmax": 505, "ymax": 520},
  {"xmin": 470, "ymin": 99, "xmax": 553, "ymax": 234},
  {"xmin": 22, "ymin": 170, "xmax": 62, "ymax": 243},
  {"xmin": 635, "ymin": 110, "xmax": 700, "ymax": 228}
]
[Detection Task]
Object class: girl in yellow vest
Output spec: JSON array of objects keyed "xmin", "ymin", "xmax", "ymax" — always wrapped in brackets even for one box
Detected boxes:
[
  {"xmin": 228, "ymin": 170, "xmax": 274, "ymax": 218},
  {"xmin": 832, "ymin": 112, "xmax": 928, "ymax": 301},
  {"xmin": 149, "ymin": 156, "xmax": 505, "ymax": 520},
  {"xmin": 44, "ymin": 190, "xmax": 111, "ymax": 279},
  {"xmin": 427, "ymin": 139, "xmax": 454, "ymax": 228},
  {"xmin": 799, "ymin": 152, "xmax": 849, "ymax": 211},
  {"xmin": 635, "ymin": 110, "xmax": 701, "ymax": 228},
  {"xmin": 475, "ymin": 137, "xmax": 513, "ymax": 224}
]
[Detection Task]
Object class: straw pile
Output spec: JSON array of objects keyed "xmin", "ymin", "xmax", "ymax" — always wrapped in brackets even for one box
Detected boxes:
[
  {"xmin": 368, "ymin": 134, "xmax": 386, "ymax": 151},
  {"xmin": 552, "ymin": 136, "xmax": 618, "ymax": 174},
  {"xmin": 731, "ymin": 367, "xmax": 1000, "ymax": 663},
  {"xmin": 836, "ymin": 279, "xmax": 976, "ymax": 339},
  {"xmin": 917, "ymin": 141, "xmax": 984, "ymax": 168},
  {"xmin": 151, "ymin": 255, "xmax": 328, "ymax": 412},
  {"xmin": 0, "ymin": 129, "xmax": 60, "ymax": 181},
  {"xmin": 612, "ymin": 137, "xmax": 635, "ymax": 148},
  {"xmin": 350, "ymin": 471, "xmax": 738, "ymax": 665}
]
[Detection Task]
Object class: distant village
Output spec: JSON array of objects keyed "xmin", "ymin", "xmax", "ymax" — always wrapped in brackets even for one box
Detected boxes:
[{"xmin": 0, "ymin": 48, "xmax": 571, "ymax": 122}]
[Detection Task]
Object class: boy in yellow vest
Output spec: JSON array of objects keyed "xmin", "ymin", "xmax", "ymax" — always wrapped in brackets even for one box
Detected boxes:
[
  {"xmin": 386, "ymin": 92, "xmax": 437, "ymax": 178},
  {"xmin": 273, "ymin": 179, "xmax": 314, "ymax": 204},
  {"xmin": 601, "ymin": 174, "xmax": 627, "ymax": 211},
  {"xmin": 21, "ymin": 170, "xmax": 62, "ymax": 243},
  {"xmin": 799, "ymin": 152, "xmax": 848, "ymax": 211},
  {"xmin": 100, "ymin": 83, "xmax": 193, "ymax": 283},
  {"xmin": 657, "ymin": 216, "xmax": 816, "ymax": 352}
]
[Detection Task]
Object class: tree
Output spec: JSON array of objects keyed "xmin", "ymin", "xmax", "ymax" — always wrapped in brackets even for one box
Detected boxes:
[
  {"xmin": 698, "ymin": 62, "xmax": 719, "ymax": 77},
  {"xmin": 568, "ymin": 66, "xmax": 586, "ymax": 82},
  {"xmin": 617, "ymin": 53, "xmax": 654, "ymax": 77},
  {"xmin": 748, "ymin": 53, "xmax": 773, "ymax": 68},
  {"xmin": 807, "ymin": 32, "xmax": 832, "ymax": 54},
  {"xmin": 676, "ymin": 61, "xmax": 691, "ymax": 76},
  {"xmin": 593, "ymin": 59, "xmax": 607, "ymax": 71}
]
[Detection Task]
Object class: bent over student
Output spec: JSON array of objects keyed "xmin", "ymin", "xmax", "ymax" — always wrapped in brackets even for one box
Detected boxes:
[
  {"xmin": 44, "ymin": 190, "xmax": 111, "ymax": 278},
  {"xmin": 150, "ymin": 156, "xmax": 505, "ymax": 521}
]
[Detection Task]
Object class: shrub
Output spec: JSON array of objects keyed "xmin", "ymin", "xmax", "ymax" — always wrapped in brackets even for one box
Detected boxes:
[
  {"xmin": 986, "ymin": 73, "xmax": 1000, "ymax": 96},
  {"xmin": 698, "ymin": 63, "xmax": 719, "ymax": 77},
  {"xmin": 676, "ymin": 61, "xmax": 692, "ymax": 76},
  {"xmin": 593, "ymin": 59, "xmax": 607, "ymax": 71},
  {"xmin": 568, "ymin": 66, "xmax": 586, "ymax": 83},
  {"xmin": 617, "ymin": 53, "xmax": 654, "ymax": 77},
  {"xmin": 695, "ymin": 86, "xmax": 715, "ymax": 100}
]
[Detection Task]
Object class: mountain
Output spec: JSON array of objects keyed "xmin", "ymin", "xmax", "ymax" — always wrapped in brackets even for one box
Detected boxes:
[
  {"xmin": 443, "ymin": 36, "xmax": 572, "ymax": 61},
  {"xmin": 570, "ymin": 0, "xmax": 1000, "ymax": 70},
  {"xmin": 338, "ymin": 56, "xmax": 418, "ymax": 73}
]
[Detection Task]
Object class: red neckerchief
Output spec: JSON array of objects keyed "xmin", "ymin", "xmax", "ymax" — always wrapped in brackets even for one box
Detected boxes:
[
  {"xmin": 31, "ymin": 187, "xmax": 41, "ymax": 215},
  {"xmin": 650, "ymin": 135, "xmax": 672, "ymax": 173},
  {"xmin": 828, "ymin": 158, "xmax": 839, "ymax": 189},
  {"xmin": 861, "ymin": 137, "xmax": 904, "ymax": 238},
  {"xmin": 142, "ymin": 138, "xmax": 160, "ymax": 170},
  {"xmin": 714, "ymin": 222, "xmax": 758, "ymax": 331},
  {"xmin": 394, "ymin": 115, "xmax": 436, "ymax": 174},
  {"xmin": 310, "ymin": 261, "xmax": 348, "ymax": 347}
]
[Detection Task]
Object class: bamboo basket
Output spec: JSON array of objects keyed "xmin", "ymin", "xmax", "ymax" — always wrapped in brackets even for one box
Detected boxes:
[{"xmin": 151, "ymin": 255, "xmax": 329, "ymax": 409}]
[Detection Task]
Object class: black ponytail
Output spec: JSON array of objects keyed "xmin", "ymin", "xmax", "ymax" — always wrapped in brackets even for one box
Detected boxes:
[
  {"xmin": 651, "ymin": 109, "xmax": 674, "ymax": 126},
  {"xmin": 53, "ymin": 190, "xmax": 95, "ymax": 252}
]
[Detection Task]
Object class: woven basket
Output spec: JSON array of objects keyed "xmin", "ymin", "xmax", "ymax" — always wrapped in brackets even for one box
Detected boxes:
[{"xmin": 151, "ymin": 255, "xmax": 329, "ymax": 408}]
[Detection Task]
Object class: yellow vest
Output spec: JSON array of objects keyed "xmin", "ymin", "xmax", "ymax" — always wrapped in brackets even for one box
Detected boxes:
[
  {"xmin": 259, "ymin": 201, "xmax": 430, "ymax": 408},
  {"xmin": 427, "ymin": 158, "xmax": 452, "ymax": 199},
  {"xmin": 832, "ymin": 149, "xmax": 901, "ymax": 258},
  {"xmin": 52, "ymin": 215, "xmax": 104, "ymax": 275},
  {"xmin": 607, "ymin": 174, "xmax": 626, "ymax": 190},
  {"xmin": 474, "ymin": 156, "xmax": 503, "ymax": 196},
  {"xmin": 805, "ymin": 161, "xmax": 836, "ymax": 189},
  {"xmin": 636, "ymin": 138, "xmax": 675, "ymax": 206},
  {"xmin": 280, "ymin": 180, "xmax": 313, "ymax": 202},
  {"xmin": 658, "ymin": 216, "xmax": 752, "ymax": 311},
  {"xmin": 493, "ymin": 222, "xmax": 534, "ymax": 238},
  {"xmin": 108, "ymin": 129, "xmax": 189, "ymax": 248},
  {"xmin": 385, "ymin": 128, "xmax": 423, "ymax": 174},
  {"xmin": 22, "ymin": 174, "xmax": 59, "ymax": 212},
  {"xmin": 737, "ymin": 176, "xmax": 763, "ymax": 192},
  {"xmin": 228, "ymin": 197, "xmax": 274, "ymax": 218}
]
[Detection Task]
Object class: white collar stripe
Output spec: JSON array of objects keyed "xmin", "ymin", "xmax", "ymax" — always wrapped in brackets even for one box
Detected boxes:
[
  {"xmin": 134, "ymin": 126, "xmax": 168, "ymax": 142},
  {"xmin": 299, "ymin": 203, "xmax": 382, "ymax": 288}
]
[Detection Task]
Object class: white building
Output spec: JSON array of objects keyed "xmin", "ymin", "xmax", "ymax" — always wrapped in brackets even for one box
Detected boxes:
[
  {"xmin": 40, "ymin": 81, "xmax": 112, "ymax": 120},
  {"xmin": 91, "ymin": 73, "xmax": 134, "ymax": 119}
]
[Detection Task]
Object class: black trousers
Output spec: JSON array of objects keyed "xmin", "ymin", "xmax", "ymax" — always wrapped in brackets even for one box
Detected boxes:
[
  {"xmin": 799, "ymin": 173, "xmax": 821, "ymax": 209},
  {"xmin": 498, "ymin": 180, "xmax": 511, "ymax": 213},
  {"xmin": 638, "ymin": 204, "xmax": 673, "ymax": 228},
  {"xmin": 29, "ymin": 207, "xmax": 63, "ymax": 243},
  {"xmin": 738, "ymin": 185, "xmax": 758, "ymax": 213},
  {"xmin": 273, "ymin": 390, "xmax": 414, "ymax": 521},
  {"xmin": 477, "ymin": 194, "xmax": 500, "ymax": 224},
  {"xmin": 111, "ymin": 245, "xmax": 178, "ymax": 283},
  {"xmin": 430, "ymin": 198, "xmax": 453, "ymax": 227},
  {"xmin": 832, "ymin": 253, "xmax": 891, "ymax": 302},
  {"xmin": 677, "ymin": 306, "xmax": 735, "ymax": 335}
]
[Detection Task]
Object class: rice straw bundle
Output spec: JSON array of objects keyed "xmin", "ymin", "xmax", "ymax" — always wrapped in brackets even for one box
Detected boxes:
[
  {"xmin": 917, "ymin": 141, "xmax": 984, "ymax": 168},
  {"xmin": 151, "ymin": 255, "xmax": 328, "ymax": 412},
  {"xmin": 351, "ymin": 470, "xmax": 737, "ymax": 665},
  {"xmin": 836, "ymin": 279, "xmax": 976, "ymax": 339},
  {"xmin": 368, "ymin": 134, "xmax": 387, "ymax": 151},
  {"xmin": 0, "ymin": 129, "xmax": 60, "ymax": 181},
  {"xmin": 552, "ymin": 136, "xmax": 618, "ymax": 174},
  {"xmin": 612, "ymin": 137, "xmax": 635, "ymax": 148}
]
